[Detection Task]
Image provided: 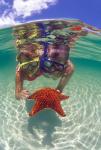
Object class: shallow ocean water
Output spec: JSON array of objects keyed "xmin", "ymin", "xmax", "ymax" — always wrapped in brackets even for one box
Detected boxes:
[{"xmin": 0, "ymin": 27, "xmax": 101, "ymax": 150}]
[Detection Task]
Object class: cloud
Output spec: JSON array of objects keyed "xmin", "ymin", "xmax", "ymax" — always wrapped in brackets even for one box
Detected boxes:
[
  {"xmin": 0, "ymin": 0, "xmax": 14, "ymax": 28},
  {"xmin": 0, "ymin": 0, "xmax": 7, "ymax": 5},
  {"xmin": 0, "ymin": 0, "xmax": 6, "ymax": 5},
  {"xmin": 13, "ymin": 0, "xmax": 57, "ymax": 18},
  {"xmin": 0, "ymin": 0, "xmax": 57, "ymax": 28},
  {"xmin": 0, "ymin": 12, "xmax": 20, "ymax": 28}
]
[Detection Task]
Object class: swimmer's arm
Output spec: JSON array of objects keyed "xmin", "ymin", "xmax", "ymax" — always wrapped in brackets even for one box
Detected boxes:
[
  {"xmin": 15, "ymin": 66, "xmax": 24, "ymax": 99},
  {"xmin": 15, "ymin": 66, "xmax": 42, "ymax": 99},
  {"xmin": 56, "ymin": 74, "xmax": 70, "ymax": 93},
  {"xmin": 56, "ymin": 60, "xmax": 74, "ymax": 92}
]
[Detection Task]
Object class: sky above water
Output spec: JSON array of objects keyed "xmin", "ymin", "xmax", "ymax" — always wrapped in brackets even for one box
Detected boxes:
[{"xmin": 0, "ymin": 0, "xmax": 101, "ymax": 29}]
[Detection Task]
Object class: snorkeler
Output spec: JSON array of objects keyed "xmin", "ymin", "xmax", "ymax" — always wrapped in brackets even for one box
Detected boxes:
[
  {"xmin": 15, "ymin": 19, "xmax": 99, "ymax": 100},
  {"xmin": 15, "ymin": 42, "xmax": 74, "ymax": 99}
]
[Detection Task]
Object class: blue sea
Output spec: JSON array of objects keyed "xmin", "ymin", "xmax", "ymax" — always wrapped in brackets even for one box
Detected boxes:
[{"xmin": 0, "ymin": 27, "xmax": 101, "ymax": 150}]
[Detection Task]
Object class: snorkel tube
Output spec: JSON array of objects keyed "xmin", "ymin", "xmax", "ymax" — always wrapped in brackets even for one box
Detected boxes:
[{"xmin": 39, "ymin": 42, "xmax": 50, "ymax": 73}]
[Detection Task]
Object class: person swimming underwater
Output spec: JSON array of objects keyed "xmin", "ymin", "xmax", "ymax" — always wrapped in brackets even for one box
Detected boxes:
[
  {"xmin": 15, "ymin": 42, "xmax": 75, "ymax": 99},
  {"xmin": 15, "ymin": 19, "xmax": 97, "ymax": 99}
]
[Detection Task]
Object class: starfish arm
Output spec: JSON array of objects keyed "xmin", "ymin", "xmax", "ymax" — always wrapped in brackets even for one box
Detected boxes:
[
  {"xmin": 29, "ymin": 101, "xmax": 45, "ymax": 116},
  {"xmin": 28, "ymin": 92, "xmax": 40, "ymax": 100},
  {"xmin": 52, "ymin": 101, "xmax": 66, "ymax": 117},
  {"xmin": 59, "ymin": 94, "xmax": 69, "ymax": 101}
]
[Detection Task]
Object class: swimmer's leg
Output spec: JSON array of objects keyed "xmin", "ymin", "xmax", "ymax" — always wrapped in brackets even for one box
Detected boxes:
[{"xmin": 56, "ymin": 60, "xmax": 74, "ymax": 92}]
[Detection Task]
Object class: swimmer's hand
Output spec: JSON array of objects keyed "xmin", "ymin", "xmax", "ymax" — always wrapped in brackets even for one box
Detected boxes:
[
  {"xmin": 16, "ymin": 90, "xmax": 30, "ymax": 100},
  {"xmin": 56, "ymin": 89, "xmax": 65, "ymax": 95},
  {"xmin": 56, "ymin": 89, "xmax": 61, "ymax": 93}
]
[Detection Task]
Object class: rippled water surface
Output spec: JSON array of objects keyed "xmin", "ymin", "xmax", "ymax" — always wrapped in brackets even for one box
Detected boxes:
[{"xmin": 0, "ymin": 27, "xmax": 101, "ymax": 150}]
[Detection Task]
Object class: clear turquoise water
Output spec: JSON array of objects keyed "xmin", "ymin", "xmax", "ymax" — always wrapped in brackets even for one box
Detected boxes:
[{"xmin": 0, "ymin": 27, "xmax": 101, "ymax": 150}]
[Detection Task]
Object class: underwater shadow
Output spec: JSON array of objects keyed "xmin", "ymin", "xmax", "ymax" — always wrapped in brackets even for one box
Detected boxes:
[{"xmin": 26, "ymin": 100, "xmax": 62, "ymax": 147}]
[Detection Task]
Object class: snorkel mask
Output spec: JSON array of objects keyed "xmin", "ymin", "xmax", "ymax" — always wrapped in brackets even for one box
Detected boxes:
[
  {"xmin": 40, "ymin": 42, "xmax": 65, "ymax": 73},
  {"xmin": 40, "ymin": 57, "xmax": 65, "ymax": 73}
]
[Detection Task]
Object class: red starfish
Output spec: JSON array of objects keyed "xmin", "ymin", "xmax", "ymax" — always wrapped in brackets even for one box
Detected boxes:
[{"xmin": 28, "ymin": 87, "xmax": 69, "ymax": 117}]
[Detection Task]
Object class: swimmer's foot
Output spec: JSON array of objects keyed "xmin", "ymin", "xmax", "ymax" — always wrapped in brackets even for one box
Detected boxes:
[{"xmin": 16, "ymin": 90, "xmax": 30, "ymax": 100}]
